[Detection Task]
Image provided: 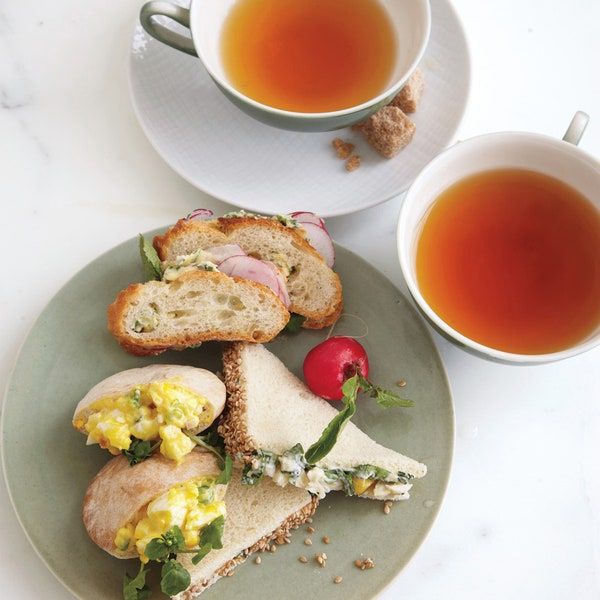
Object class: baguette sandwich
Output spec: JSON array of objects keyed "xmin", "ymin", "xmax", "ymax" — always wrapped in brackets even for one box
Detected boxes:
[
  {"xmin": 73, "ymin": 365, "xmax": 225, "ymax": 463},
  {"xmin": 83, "ymin": 449, "xmax": 227, "ymax": 562},
  {"xmin": 173, "ymin": 470, "xmax": 318, "ymax": 599},
  {"xmin": 153, "ymin": 211, "xmax": 343, "ymax": 329},
  {"xmin": 220, "ymin": 343, "xmax": 427, "ymax": 501}
]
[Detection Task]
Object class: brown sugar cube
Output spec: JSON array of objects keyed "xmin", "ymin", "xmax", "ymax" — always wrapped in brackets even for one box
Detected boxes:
[
  {"xmin": 390, "ymin": 68, "xmax": 424, "ymax": 113},
  {"xmin": 332, "ymin": 137, "xmax": 355, "ymax": 160},
  {"xmin": 345, "ymin": 155, "xmax": 361, "ymax": 172},
  {"xmin": 359, "ymin": 106, "xmax": 415, "ymax": 159}
]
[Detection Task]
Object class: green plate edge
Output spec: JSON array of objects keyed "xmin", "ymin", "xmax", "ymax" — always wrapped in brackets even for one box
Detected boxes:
[{"xmin": 1, "ymin": 232, "xmax": 454, "ymax": 600}]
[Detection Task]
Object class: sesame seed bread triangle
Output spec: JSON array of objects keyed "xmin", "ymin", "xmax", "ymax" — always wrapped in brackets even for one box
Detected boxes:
[
  {"xmin": 173, "ymin": 471, "xmax": 318, "ymax": 599},
  {"xmin": 107, "ymin": 270, "xmax": 290, "ymax": 356},
  {"xmin": 153, "ymin": 217, "xmax": 343, "ymax": 329},
  {"xmin": 219, "ymin": 343, "xmax": 427, "ymax": 490}
]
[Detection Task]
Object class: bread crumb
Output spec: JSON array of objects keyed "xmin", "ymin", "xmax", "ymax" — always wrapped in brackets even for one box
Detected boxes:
[
  {"xmin": 332, "ymin": 137, "xmax": 355, "ymax": 159},
  {"xmin": 358, "ymin": 106, "xmax": 415, "ymax": 159},
  {"xmin": 345, "ymin": 154, "xmax": 361, "ymax": 172},
  {"xmin": 390, "ymin": 68, "xmax": 424, "ymax": 113},
  {"xmin": 334, "ymin": 576, "xmax": 343, "ymax": 584}
]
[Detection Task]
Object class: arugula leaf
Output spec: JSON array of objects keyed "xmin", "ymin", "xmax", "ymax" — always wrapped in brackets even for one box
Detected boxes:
[
  {"xmin": 200, "ymin": 515, "xmax": 225, "ymax": 550},
  {"xmin": 123, "ymin": 563, "xmax": 150, "ymax": 600},
  {"xmin": 324, "ymin": 468, "xmax": 355, "ymax": 496},
  {"xmin": 139, "ymin": 234, "xmax": 162, "ymax": 281},
  {"xmin": 185, "ymin": 431, "xmax": 226, "ymax": 464},
  {"xmin": 191, "ymin": 542, "xmax": 213, "ymax": 565},
  {"xmin": 241, "ymin": 462, "xmax": 263, "ymax": 486},
  {"xmin": 241, "ymin": 450, "xmax": 277, "ymax": 485},
  {"xmin": 353, "ymin": 464, "xmax": 391, "ymax": 481},
  {"xmin": 284, "ymin": 313, "xmax": 306, "ymax": 333},
  {"xmin": 356, "ymin": 374, "xmax": 413, "ymax": 408},
  {"xmin": 145, "ymin": 526, "xmax": 186, "ymax": 561},
  {"xmin": 160, "ymin": 559, "xmax": 191, "ymax": 596},
  {"xmin": 216, "ymin": 455, "xmax": 233, "ymax": 484},
  {"xmin": 305, "ymin": 375, "xmax": 359, "ymax": 465},
  {"xmin": 122, "ymin": 438, "xmax": 160, "ymax": 466}
]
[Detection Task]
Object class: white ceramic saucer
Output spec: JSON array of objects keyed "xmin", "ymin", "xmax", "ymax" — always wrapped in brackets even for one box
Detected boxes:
[{"xmin": 129, "ymin": 0, "xmax": 470, "ymax": 217}]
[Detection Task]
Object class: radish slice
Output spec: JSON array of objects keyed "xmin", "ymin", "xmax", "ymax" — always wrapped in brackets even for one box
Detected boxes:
[
  {"xmin": 185, "ymin": 208, "xmax": 214, "ymax": 221},
  {"xmin": 219, "ymin": 255, "xmax": 289, "ymax": 307},
  {"xmin": 290, "ymin": 211, "xmax": 325, "ymax": 228},
  {"xmin": 205, "ymin": 244, "xmax": 246, "ymax": 264},
  {"xmin": 264, "ymin": 262, "xmax": 291, "ymax": 308},
  {"xmin": 301, "ymin": 222, "xmax": 335, "ymax": 267}
]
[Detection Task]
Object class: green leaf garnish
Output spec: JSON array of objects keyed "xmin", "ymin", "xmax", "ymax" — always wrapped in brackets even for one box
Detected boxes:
[
  {"xmin": 138, "ymin": 234, "xmax": 162, "ymax": 281},
  {"xmin": 145, "ymin": 526, "xmax": 186, "ymax": 561},
  {"xmin": 305, "ymin": 375, "xmax": 359, "ymax": 465},
  {"xmin": 200, "ymin": 515, "xmax": 225, "ymax": 550},
  {"xmin": 216, "ymin": 454, "xmax": 233, "ymax": 484},
  {"xmin": 160, "ymin": 559, "xmax": 191, "ymax": 596},
  {"xmin": 123, "ymin": 563, "xmax": 150, "ymax": 600},
  {"xmin": 284, "ymin": 313, "xmax": 306, "ymax": 334},
  {"xmin": 185, "ymin": 431, "xmax": 225, "ymax": 463},
  {"xmin": 356, "ymin": 374, "xmax": 413, "ymax": 408},
  {"xmin": 191, "ymin": 543, "xmax": 213, "ymax": 565},
  {"xmin": 122, "ymin": 438, "xmax": 160, "ymax": 466}
]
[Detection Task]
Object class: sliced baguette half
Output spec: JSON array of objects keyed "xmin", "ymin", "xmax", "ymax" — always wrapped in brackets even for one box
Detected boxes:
[
  {"xmin": 173, "ymin": 470, "xmax": 318, "ymax": 599},
  {"xmin": 107, "ymin": 270, "xmax": 289, "ymax": 356},
  {"xmin": 153, "ymin": 217, "xmax": 343, "ymax": 329},
  {"xmin": 219, "ymin": 343, "xmax": 426, "ymax": 501}
]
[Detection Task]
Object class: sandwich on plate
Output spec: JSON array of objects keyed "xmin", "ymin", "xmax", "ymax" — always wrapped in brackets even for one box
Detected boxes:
[
  {"xmin": 219, "ymin": 343, "xmax": 427, "ymax": 501},
  {"xmin": 152, "ymin": 209, "xmax": 342, "ymax": 330},
  {"xmin": 173, "ymin": 470, "xmax": 318, "ymax": 599},
  {"xmin": 72, "ymin": 365, "xmax": 226, "ymax": 463}
]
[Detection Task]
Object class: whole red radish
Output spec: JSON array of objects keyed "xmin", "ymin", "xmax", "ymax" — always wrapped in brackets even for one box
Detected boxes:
[{"xmin": 303, "ymin": 336, "xmax": 369, "ymax": 401}]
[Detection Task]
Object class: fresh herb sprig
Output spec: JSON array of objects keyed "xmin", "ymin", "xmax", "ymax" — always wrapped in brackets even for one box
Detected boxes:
[
  {"xmin": 123, "ymin": 438, "xmax": 161, "ymax": 466},
  {"xmin": 284, "ymin": 313, "xmax": 306, "ymax": 334},
  {"xmin": 355, "ymin": 374, "xmax": 413, "ymax": 408},
  {"xmin": 139, "ymin": 234, "xmax": 162, "ymax": 281},
  {"xmin": 123, "ymin": 563, "xmax": 151, "ymax": 600}
]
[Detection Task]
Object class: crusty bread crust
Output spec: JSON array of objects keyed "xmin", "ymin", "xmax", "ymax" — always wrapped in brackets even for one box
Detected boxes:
[
  {"xmin": 107, "ymin": 270, "xmax": 289, "ymax": 356},
  {"xmin": 176, "ymin": 494, "xmax": 318, "ymax": 599},
  {"xmin": 82, "ymin": 449, "xmax": 223, "ymax": 558},
  {"xmin": 153, "ymin": 217, "xmax": 343, "ymax": 329}
]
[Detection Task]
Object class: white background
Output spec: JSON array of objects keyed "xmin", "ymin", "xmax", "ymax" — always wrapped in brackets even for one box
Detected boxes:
[{"xmin": 1, "ymin": 1, "xmax": 599, "ymax": 598}]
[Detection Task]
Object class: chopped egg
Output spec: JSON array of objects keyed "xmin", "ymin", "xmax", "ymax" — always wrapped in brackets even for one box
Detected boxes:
[
  {"xmin": 114, "ymin": 478, "xmax": 226, "ymax": 562},
  {"xmin": 78, "ymin": 381, "xmax": 212, "ymax": 462}
]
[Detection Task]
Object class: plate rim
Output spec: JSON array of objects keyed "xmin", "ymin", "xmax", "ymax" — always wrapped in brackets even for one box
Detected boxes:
[
  {"xmin": 1, "ymin": 233, "xmax": 455, "ymax": 600},
  {"xmin": 127, "ymin": 0, "xmax": 472, "ymax": 218}
]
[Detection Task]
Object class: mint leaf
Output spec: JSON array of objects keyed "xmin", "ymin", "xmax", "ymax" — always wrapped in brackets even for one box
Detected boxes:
[
  {"xmin": 356, "ymin": 374, "xmax": 413, "ymax": 408},
  {"xmin": 191, "ymin": 542, "xmax": 213, "ymax": 565},
  {"xmin": 305, "ymin": 374, "xmax": 359, "ymax": 464},
  {"xmin": 200, "ymin": 515, "xmax": 225, "ymax": 550},
  {"xmin": 139, "ymin": 234, "xmax": 162, "ymax": 281},
  {"xmin": 216, "ymin": 455, "xmax": 233, "ymax": 484},
  {"xmin": 284, "ymin": 313, "xmax": 306, "ymax": 333},
  {"xmin": 160, "ymin": 559, "xmax": 191, "ymax": 596},
  {"xmin": 123, "ymin": 563, "xmax": 150, "ymax": 600}
]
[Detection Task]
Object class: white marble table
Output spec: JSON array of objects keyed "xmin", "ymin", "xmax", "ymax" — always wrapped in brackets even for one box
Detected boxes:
[{"xmin": 1, "ymin": 0, "xmax": 599, "ymax": 598}]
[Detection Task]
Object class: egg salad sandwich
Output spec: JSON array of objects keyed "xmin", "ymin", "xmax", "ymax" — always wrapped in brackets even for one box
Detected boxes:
[
  {"xmin": 152, "ymin": 209, "xmax": 343, "ymax": 329},
  {"xmin": 173, "ymin": 470, "xmax": 318, "ymax": 599},
  {"xmin": 219, "ymin": 343, "xmax": 427, "ymax": 502},
  {"xmin": 83, "ymin": 449, "xmax": 230, "ymax": 598},
  {"xmin": 73, "ymin": 365, "xmax": 226, "ymax": 463}
]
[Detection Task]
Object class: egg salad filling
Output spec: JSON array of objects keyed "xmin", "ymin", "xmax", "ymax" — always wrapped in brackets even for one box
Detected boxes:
[
  {"xmin": 74, "ymin": 382, "xmax": 213, "ymax": 463},
  {"xmin": 241, "ymin": 445, "xmax": 413, "ymax": 500},
  {"xmin": 114, "ymin": 477, "xmax": 226, "ymax": 562}
]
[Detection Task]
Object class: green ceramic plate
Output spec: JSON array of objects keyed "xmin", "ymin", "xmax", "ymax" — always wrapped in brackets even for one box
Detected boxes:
[{"xmin": 1, "ymin": 233, "xmax": 453, "ymax": 600}]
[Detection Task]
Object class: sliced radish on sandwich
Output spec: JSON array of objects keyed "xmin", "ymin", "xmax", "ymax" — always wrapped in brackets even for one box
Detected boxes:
[
  {"xmin": 264, "ymin": 262, "xmax": 291, "ymax": 308},
  {"xmin": 290, "ymin": 211, "xmax": 326, "ymax": 229},
  {"xmin": 219, "ymin": 255, "xmax": 290, "ymax": 308},
  {"xmin": 205, "ymin": 244, "xmax": 246, "ymax": 264},
  {"xmin": 185, "ymin": 208, "xmax": 214, "ymax": 221},
  {"xmin": 301, "ymin": 222, "xmax": 335, "ymax": 268}
]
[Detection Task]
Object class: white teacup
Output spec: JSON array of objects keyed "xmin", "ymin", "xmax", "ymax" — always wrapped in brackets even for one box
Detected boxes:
[
  {"xmin": 397, "ymin": 112, "xmax": 600, "ymax": 364},
  {"xmin": 139, "ymin": 0, "xmax": 430, "ymax": 132}
]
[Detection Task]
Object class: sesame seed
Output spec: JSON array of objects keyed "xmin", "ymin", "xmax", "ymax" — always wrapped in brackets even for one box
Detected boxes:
[
  {"xmin": 354, "ymin": 559, "xmax": 363, "ymax": 569},
  {"xmin": 269, "ymin": 545, "xmax": 277, "ymax": 553},
  {"xmin": 322, "ymin": 536, "xmax": 330, "ymax": 544},
  {"xmin": 304, "ymin": 538, "xmax": 313, "ymax": 546},
  {"xmin": 307, "ymin": 526, "xmax": 315, "ymax": 534},
  {"xmin": 396, "ymin": 379, "xmax": 407, "ymax": 387},
  {"xmin": 334, "ymin": 576, "xmax": 343, "ymax": 584},
  {"xmin": 307, "ymin": 517, "xmax": 313, "ymax": 523},
  {"xmin": 254, "ymin": 557, "xmax": 261, "ymax": 565},
  {"xmin": 299, "ymin": 555, "xmax": 308, "ymax": 563},
  {"xmin": 383, "ymin": 504, "xmax": 391, "ymax": 514}
]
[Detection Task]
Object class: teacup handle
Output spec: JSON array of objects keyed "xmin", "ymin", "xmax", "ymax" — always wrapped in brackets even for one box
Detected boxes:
[
  {"xmin": 140, "ymin": 1, "xmax": 198, "ymax": 57},
  {"xmin": 562, "ymin": 111, "xmax": 589, "ymax": 145}
]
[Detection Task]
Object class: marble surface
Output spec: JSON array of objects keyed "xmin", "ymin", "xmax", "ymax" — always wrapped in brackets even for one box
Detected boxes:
[{"xmin": 1, "ymin": 1, "xmax": 599, "ymax": 599}]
